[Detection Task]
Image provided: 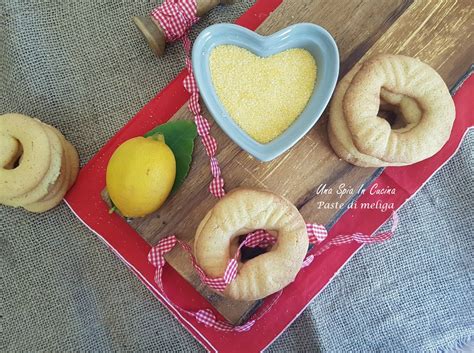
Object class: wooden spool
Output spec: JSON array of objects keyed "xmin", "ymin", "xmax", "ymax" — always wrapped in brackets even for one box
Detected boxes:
[{"xmin": 133, "ymin": 0, "xmax": 235, "ymax": 57}]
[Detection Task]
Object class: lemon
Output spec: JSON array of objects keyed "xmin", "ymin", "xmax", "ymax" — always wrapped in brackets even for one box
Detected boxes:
[{"xmin": 106, "ymin": 135, "xmax": 176, "ymax": 217}]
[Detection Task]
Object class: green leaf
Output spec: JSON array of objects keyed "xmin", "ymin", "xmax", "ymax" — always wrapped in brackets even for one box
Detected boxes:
[
  {"xmin": 144, "ymin": 120, "xmax": 197, "ymax": 193},
  {"xmin": 108, "ymin": 205, "xmax": 117, "ymax": 214}
]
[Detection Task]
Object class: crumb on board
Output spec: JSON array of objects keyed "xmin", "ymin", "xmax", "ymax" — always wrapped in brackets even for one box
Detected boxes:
[{"xmin": 209, "ymin": 45, "xmax": 317, "ymax": 144}]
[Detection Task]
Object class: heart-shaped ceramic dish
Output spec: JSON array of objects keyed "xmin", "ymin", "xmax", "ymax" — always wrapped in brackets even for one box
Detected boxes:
[{"xmin": 192, "ymin": 23, "xmax": 339, "ymax": 162}]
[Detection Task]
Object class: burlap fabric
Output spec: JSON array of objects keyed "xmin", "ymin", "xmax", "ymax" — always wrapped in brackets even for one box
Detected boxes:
[{"xmin": 1, "ymin": 1, "xmax": 473, "ymax": 351}]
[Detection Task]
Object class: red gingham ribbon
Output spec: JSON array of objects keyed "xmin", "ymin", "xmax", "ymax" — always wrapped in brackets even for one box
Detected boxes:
[
  {"xmin": 151, "ymin": 0, "xmax": 225, "ymax": 198},
  {"xmin": 148, "ymin": 230, "xmax": 287, "ymax": 332},
  {"xmin": 151, "ymin": 0, "xmax": 199, "ymax": 42},
  {"xmin": 148, "ymin": 213, "xmax": 397, "ymax": 331},
  {"xmin": 312, "ymin": 212, "xmax": 399, "ymax": 257}
]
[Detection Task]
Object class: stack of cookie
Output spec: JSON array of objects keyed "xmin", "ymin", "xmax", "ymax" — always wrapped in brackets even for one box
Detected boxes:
[
  {"xmin": 328, "ymin": 54, "xmax": 455, "ymax": 167},
  {"xmin": 0, "ymin": 113, "xmax": 79, "ymax": 212}
]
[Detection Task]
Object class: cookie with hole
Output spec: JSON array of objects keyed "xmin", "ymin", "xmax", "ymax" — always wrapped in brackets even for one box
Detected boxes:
[{"xmin": 343, "ymin": 54, "xmax": 455, "ymax": 164}]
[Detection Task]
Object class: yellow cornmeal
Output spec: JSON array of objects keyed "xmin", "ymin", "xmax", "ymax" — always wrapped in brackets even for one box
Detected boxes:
[{"xmin": 209, "ymin": 45, "xmax": 317, "ymax": 144}]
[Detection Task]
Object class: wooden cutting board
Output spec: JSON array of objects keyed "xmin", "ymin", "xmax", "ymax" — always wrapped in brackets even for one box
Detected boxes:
[{"xmin": 106, "ymin": 0, "xmax": 473, "ymax": 325}]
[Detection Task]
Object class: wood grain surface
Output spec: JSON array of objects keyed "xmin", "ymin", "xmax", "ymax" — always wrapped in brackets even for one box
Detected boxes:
[{"xmin": 111, "ymin": 0, "xmax": 473, "ymax": 324}]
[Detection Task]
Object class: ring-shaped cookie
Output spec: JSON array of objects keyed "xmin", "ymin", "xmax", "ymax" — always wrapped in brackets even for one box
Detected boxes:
[
  {"xmin": 2, "ymin": 122, "xmax": 63, "ymax": 206},
  {"xmin": 328, "ymin": 64, "xmax": 422, "ymax": 167},
  {"xmin": 0, "ymin": 114, "xmax": 51, "ymax": 199},
  {"xmin": 343, "ymin": 54, "xmax": 455, "ymax": 163},
  {"xmin": 194, "ymin": 188, "xmax": 308, "ymax": 301}
]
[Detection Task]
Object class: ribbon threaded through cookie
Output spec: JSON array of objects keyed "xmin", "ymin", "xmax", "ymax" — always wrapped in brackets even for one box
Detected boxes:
[{"xmin": 148, "ymin": 213, "xmax": 398, "ymax": 332}]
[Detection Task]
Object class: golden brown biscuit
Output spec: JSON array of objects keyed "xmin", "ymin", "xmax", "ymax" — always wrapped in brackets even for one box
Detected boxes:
[
  {"xmin": 343, "ymin": 54, "xmax": 455, "ymax": 163},
  {"xmin": 2, "ymin": 123, "xmax": 63, "ymax": 207},
  {"xmin": 0, "ymin": 114, "xmax": 52, "ymax": 199},
  {"xmin": 328, "ymin": 64, "xmax": 421, "ymax": 167},
  {"xmin": 194, "ymin": 188, "xmax": 308, "ymax": 301}
]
